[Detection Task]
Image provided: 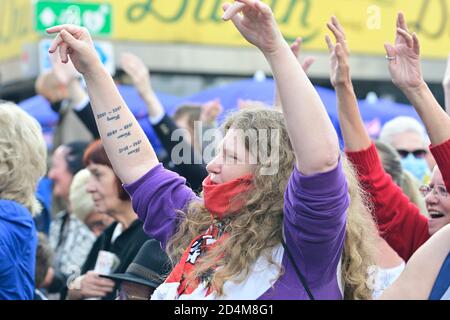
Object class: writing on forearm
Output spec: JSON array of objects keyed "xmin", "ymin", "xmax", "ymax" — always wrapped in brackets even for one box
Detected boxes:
[
  {"xmin": 107, "ymin": 129, "xmax": 118, "ymax": 137},
  {"xmin": 96, "ymin": 106, "xmax": 144, "ymax": 158},
  {"xmin": 116, "ymin": 122, "xmax": 133, "ymax": 139},
  {"xmin": 97, "ymin": 112, "xmax": 107, "ymax": 120},
  {"xmin": 118, "ymin": 139, "xmax": 142, "ymax": 155},
  {"xmin": 117, "ymin": 131, "xmax": 131, "ymax": 139},
  {"xmin": 106, "ymin": 114, "xmax": 121, "ymax": 121}
]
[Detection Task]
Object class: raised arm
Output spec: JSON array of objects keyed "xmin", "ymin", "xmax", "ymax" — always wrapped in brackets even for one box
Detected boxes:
[
  {"xmin": 327, "ymin": 16, "xmax": 430, "ymax": 261},
  {"xmin": 442, "ymin": 54, "xmax": 450, "ymax": 116},
  {"xmin": 223, "ymin": 0, "xmax": 339, "ymax": 175},
  {"xmin": 380, "ymin": 224, "xmax": 450, "ymax": 300},
  {"xmin": 47, "ymin": 25, "xmax": 158, "ymax": 184},
  {"xmin": 120, "ymin": 52, "xmax": 165, "ymax": 119},
  {"xmin": 384, "ymin": 13, "xmax": 450, "ymax": 145},
  {"xmin": 273, "ymin": 37, "xmax": 315, "ymax": 111},
  {"xmin": 325, "ymin": 16, "xmax": 371, "ymax": 151}
]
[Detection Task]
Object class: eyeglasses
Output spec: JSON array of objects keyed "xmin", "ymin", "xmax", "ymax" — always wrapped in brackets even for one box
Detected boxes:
[
  {"xmin": 419, "ymin": 184, "xmax": 449, "ymax": 198},
  {"xmin": 396, "ymin": 149, "xmax": 427, "ymax": 159}
]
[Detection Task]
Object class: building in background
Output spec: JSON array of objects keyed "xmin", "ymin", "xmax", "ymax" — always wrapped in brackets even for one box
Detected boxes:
[{"xmin": 0, "ymin": 0, "xmax": 448, "ymax": 104}]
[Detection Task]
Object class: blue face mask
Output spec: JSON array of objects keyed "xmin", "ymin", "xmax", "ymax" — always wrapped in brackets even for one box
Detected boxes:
[{"xmin": 400, "ymin": 154, "xmax": 430, "ymax": 183}]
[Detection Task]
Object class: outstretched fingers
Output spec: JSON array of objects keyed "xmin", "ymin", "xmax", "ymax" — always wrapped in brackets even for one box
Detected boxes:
[
  {"xmin": 397, "ymin": 28, "xmax": 414, "ymax": 48},
  {"xmin": 301, "ymin": 57, "xmax": 315, "ymax": 71},
  {"xmin": 46, "ymin": 24, "xmax": 83, "ymax": 36},
  {"xmin": 396, "ymin": 12, "xmax": 409, "ymax": 32},
  {"xmin": 48, "ymin": 33, "xmax": 64, "ymax": 54},
  {"xmin": 412, "ymin": 32, "xmax": 420, "ymax": 55},
  {"xmin": 327, "ymin": 16, "xmax": 346, "ymax": 44},
  {"xmin": 325, "ymin": 34, "xmax": 335, "ymax": 53},
  {"xmin": 222, "ymin": 2, "xmax": 246, "ymax": 20},
  {"xmin": 290, "ymin": 37, "xmax": 302, "ymax": 57},
  {"xmin": 59, "ymin": 42, "xmax": 69, "ymax": 64}
]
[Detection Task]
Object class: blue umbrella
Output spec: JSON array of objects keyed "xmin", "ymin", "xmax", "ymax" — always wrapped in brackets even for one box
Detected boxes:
[
  {"xmin": 18, "ymin": 95, "xmax": 59, "ymax": 128},
  {"xmin": 358, "ymin": 97, "xmax": 422, "ymax": 139},
  {"xmin": 181, "ymin": 77, "xmax": 344, "ymax": 145}
]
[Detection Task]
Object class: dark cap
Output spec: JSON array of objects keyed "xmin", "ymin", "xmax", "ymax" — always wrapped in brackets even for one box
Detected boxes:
[{"xmin": 101, "ymin": 239, "xmax": 171, "ymax": 289}]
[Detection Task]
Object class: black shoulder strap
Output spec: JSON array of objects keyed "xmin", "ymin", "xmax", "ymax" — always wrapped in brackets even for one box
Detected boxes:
[{"xmin": 281, "ymin": 239, "xmax": 315, "ymax": 300}]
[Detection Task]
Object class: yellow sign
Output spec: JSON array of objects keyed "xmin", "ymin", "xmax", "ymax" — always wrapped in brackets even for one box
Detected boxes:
[
  {"xmin": 2, "ymin": 0, "xmax": 449, "ymax": 63},
  {"xmin": 0, "ymin": 0, "xmax": 38, "ymax": 61},
  {"xmin": 110, "ymin": 0, "xmax": 450, "ymax": 59}
]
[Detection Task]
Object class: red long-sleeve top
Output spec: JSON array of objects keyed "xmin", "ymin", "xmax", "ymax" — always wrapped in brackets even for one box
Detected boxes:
[{"xmin": 345, "ymin": 138, "xmax": 450, "ymax": 261}]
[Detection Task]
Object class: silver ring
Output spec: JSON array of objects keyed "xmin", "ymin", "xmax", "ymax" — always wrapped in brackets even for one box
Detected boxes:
[{"xmin": 385, "ymin": 55, "xmax": 395, "ymax": 60}]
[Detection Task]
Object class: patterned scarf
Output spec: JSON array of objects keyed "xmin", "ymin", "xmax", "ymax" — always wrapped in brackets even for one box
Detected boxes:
[{"xmin": 163, "ymin": 174, "xmax": 253, "ymax": 297}]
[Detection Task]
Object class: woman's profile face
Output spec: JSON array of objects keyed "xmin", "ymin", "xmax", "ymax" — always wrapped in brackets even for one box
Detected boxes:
[
  {"xmin": 86, "ymin": 163, "xmax": 122, "ymax": 215},
  {"xmin": 206, "ymin": 128, "xmax": 257, "ymax": 184},
  {"xmin": 48, "ymin": 146, "xmax": 74, "ymax": 201}
]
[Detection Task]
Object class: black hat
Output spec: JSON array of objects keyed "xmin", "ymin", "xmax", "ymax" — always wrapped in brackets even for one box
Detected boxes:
[{"xmin": 101, "ymin": 239, "xmax": 171, "ymax": 289}]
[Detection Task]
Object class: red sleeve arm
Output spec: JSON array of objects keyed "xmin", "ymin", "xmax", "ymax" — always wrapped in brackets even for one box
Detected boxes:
[
  {"xmin": 346, "ymin": 143, "xmax": 429, "ymax": 261},
  {"xmin": 430, "ymin": 138, "xmax": 450, "ymax": 193}
]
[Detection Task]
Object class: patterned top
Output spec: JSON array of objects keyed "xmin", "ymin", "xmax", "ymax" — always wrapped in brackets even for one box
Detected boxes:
[
  {"xmin": 124, "ymin": 160, "xmax": 349, "ymax": 300},
  {"xmin": 49, "ymin": 210, "xmax": 96, "ymax": 277}
]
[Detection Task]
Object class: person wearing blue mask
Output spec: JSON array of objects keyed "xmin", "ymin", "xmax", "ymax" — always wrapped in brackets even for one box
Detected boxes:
[{"xmin": 379, "ymin": 116, "xmax": 433, "ymax": 184}]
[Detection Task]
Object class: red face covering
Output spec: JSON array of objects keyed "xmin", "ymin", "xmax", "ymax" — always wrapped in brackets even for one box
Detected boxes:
[
  {"xmin": 202, "ymin": 173, "xmax": 254, "ymax": 220},
  {"xmin": 161, "ymin": 173, "xmax": 254, "ymax": 297}
]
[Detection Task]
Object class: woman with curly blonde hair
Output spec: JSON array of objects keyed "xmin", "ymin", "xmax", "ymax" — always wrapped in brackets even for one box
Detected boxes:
[
  {"xmin": 0, "ymin": 101, "xmax": 47, "ymax": 299},
  {"xmin": 47, "ymin": 0, "xmax": 376, "ymax": 299}
]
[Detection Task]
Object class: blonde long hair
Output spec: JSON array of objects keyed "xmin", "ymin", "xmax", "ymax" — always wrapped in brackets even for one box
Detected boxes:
[
  {"xmin": 0, "ymin": 102, "xmax": 47, "ymax": 214},
  {"xmin": 167, "ymin": 108, "xmax": 376, "ymax": 299},
  {"xmin": 341, "ymin": 157, "xmax": 378, "ymax": 299}
]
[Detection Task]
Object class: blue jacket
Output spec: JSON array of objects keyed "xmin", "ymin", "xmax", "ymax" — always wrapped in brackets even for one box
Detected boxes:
[{"xmin": 0, "ymin": 200, "xmax": 37, "ymax": 300}]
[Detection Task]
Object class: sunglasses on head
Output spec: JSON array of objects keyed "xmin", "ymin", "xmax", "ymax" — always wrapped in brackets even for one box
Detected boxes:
[{"xmin": 396, "ymin": 149, "xmax": 427, "ymax": 159}]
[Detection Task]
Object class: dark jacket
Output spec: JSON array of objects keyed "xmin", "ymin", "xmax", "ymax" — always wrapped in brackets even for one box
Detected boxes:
[
  {"xmin": 78, "ymin": 219, "xmax": 151, "ymax": 300},
  {"xmin": 152, "ymin": 114, "xmax": 208, "ymax": 192}
]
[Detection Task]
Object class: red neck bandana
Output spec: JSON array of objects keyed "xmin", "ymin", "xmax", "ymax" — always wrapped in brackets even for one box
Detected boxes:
[
  {"xmin": 163, "ymin": 174, "xmax": 254, "ymax": 297},
  {"xmin": 202, "ymin": 174, "xmax": 254, "ymax": 220}
]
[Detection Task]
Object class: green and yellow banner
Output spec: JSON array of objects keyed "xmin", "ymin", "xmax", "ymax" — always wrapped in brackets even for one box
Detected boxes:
[{"xmin": 1, "ymin": 0, "xmax": 449, "ymax": 62}]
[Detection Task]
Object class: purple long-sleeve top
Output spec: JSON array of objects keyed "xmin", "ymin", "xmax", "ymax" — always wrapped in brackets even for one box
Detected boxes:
[{"xmin": 123, "ymin": 159, "xmax": 348, "ymax": 300}]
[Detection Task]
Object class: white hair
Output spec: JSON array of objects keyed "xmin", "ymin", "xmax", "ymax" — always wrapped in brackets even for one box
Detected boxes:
[
  {"xmin": 0, "ymin": 101, "xmax": 47, "ymax": 215},
  {"xmin": 379, "ymin": 116, "xmax": 429, "ymax": 145},
  {"xmin": 69, "ymin": 168, "xmax": 94, "ymax": 223}
]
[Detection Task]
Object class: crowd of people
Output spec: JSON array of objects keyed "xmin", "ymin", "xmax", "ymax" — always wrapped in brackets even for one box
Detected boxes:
[{"xmin": 0, "ymin": 0, "xmax": 449, "ymax": 300}]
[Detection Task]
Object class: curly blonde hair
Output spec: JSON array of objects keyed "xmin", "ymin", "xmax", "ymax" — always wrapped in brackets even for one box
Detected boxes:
[
  {"xmin": 167, "ymin": 108, "xmax": 376, "ymax": 299},
  {"xmin": 340, "ymin": 157, "xmax": 378, "ymax": 300},
  {"xmin": 0, "ymin": 102, "xmax": 47, "ymax": 215}
]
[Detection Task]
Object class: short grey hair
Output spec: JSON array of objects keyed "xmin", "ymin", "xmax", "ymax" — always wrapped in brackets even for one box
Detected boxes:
[
  {"xmin": 379, "ymin": 116, "xmax": 429, "ymax": 145},
  {"xmin": 69, "ymin": 168, "xmax": 94, "ymax": 223}
]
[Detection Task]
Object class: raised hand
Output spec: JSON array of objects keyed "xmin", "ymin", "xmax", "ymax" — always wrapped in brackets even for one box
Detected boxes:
[
  {"xmin": 50, "ymin": 51, "xmax": 80, "ymax": 85},
  {"xmin": 383, "ymin": 13, "xmax": 450, "ymax": 146},
  {"xmin": 273, "ymin": 37, "xmax": 314, "ymax": 110},
  {"xmin": 47, "ymin": 25, "xmax": 102, "ymax": 76},
  {"xmin": 290, "ymin": 37, "xmax": 315, "ymax": 73},
  {"xmin": 384, "ymin": 13, "xmax": 423, "ymax": 91},
  {"xmin": 120, "ymin": 53, "xmax": 153, "ymax": 100},
  {"xmin": 222, "ymin": 0, "xmax": 285, "ymax": 56},
  {"xmin": 201, "ymin": 99, "xmax": 223, "ymax": 124},
  {"xmin": 325, "ymin": 16, "xmax": 351, "ymax": 88},
  {"xmin": 443, "ymin": 54, "xmax": 450, "ymax": 113},
  {"xmin": 325, "ymin": 16, "xmax": 371, "ymax": 151},
  {"xmin": 444, "ymin": 54, "xmax": 450, "ymax": 91},
  {"xmin": 120, "ymin": 52, "xmax": 164, "ymax": 118}
]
